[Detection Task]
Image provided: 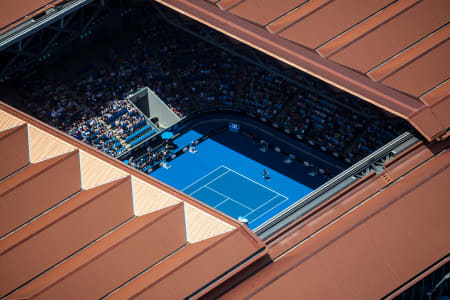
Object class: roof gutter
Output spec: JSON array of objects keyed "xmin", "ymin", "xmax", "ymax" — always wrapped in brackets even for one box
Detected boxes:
[{"xmin": 0, "ymin": 0, "xmax": 94, "ymax": 51}]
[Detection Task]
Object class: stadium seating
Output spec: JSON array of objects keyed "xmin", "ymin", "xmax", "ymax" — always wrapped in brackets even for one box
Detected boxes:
[
  {"xmin": 125, "ymin": 124, "xmax": 152, "ymax": 143},
  {"xmin": 129, "ymin": 129, "xmax": 156, "ymax": 147},
  {"xmin": 106, "ymin": 107, "xmax": 128, "ymax": 124},
  {"xmin": 19, "ymin": 12, "xmax": 410, "ymax": 165}
]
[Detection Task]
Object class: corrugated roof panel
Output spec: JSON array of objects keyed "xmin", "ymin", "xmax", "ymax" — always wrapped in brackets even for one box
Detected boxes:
[
  {"xmin": 0, "ymin": 110, "xmax": 25, "ymax": 131},
  {"xmin": 28, "ymin": 124, "xmax": 75, "ymax": 163},
  {"xmin": 0, "ymin": 151, "xmax": 81, "ymax": 237},
  {"xmin": 217, "ymin": 0, "xmax": 244, "ymax": 11},
  {"xmin": 132, "ymin": 176, "xmax": 181, "ymax": 216},
  {"xmin": 329, "ymin": 0, "xmax": 449, "ymax": 73},
  {"xmin": 158, "ymin": 0, "xmax": 448, "ymax": 141},
  {"xmin": 0, "ymin": 102, "xmax": 263, "ymax": 298},
  {"xmin": 184, "ymin": 202, "xmax": 234, "ymax": 243},
  {"xmin": 0, "ymin": 124, "xmax": 29, "ymax": 180},
  {"xmin": 267, "ymin": 141, "xmax": 448, "ymax": 259},
  {"xmin": 0, "ymin": 177, "xmax": 133, "ymax": 298},
  {"xmin": 106, "ymin": 231, "xmax": 233, "ymax": 299},
  {"xmin": 0, "ymin": 0, "xmax": 60, "ymax": 28},
  {"xmin": 420, "ymin": 80, "xmax": 450, "ymax": 106},
  {"xmin": 267, "ymin": 172, "xmax": 386, "ymax": 259},
  {"xmin": 317, "ymin": 0, "xmax": 420, "ymax": 58},
  {"xmin": 8, "ymin": 204, "xmax": 187, "ymax": 299},
  {"xmin": 79, "ymin": 150, "xmax": 127, "ymax": 190},
  {"xmin": 409, "ymin": 107, "xmax": 447, "ymax": 141},
  {"xmin": 229, "ymin": 0, "xmax": 307, "ymax": 26},
  {"xmin": 266, "ymin": 0, "xmax": 331, "ymax": 34},
  {"xmin": 383, "ymin": 143, "xmax": 438, "ymax": 180},
  {"xmin": 223, "ymin": 149, "xmax": 450, "ymax": 299},
  {"xmin": 279, "ymin": 0, "xmax": 393, "ymax": 49},
  {"xmin": 367, "ymin": 24, "xmax": 450, "ymax": 82},
  {"xmin": 429, "ymin": 97, "xmax": 450, "ymax": 130},
  {"xmin": 380, "ymin": 40, "xmax": 450, "ymax": 98},
  {"xmin": 107, "ymin": 228, "xmax": 261, "ymax": 299}
]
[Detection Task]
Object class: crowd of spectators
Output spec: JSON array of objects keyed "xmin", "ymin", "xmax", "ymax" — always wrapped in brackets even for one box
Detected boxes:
[
  {"xmin": 145, "ymin": 146, "xmax": 171, "ymax": 172},
  {"xmin": 11, "ymin": 8, "xmax": 410, "ymax": 166},
  {"xmin": 276, "ymin": 91, "xmax": 367, "ymax": 161},
  {"xmin": 346, "ymin": 119, "xmax": 406, "ymax": 162},
  {"xmin": 125, "ymin": 140, "xmax": 178, "ymax": 173},
  {"xmin": 239, "ymin": 68, "xmax": 295, "ymax": 119},
  {"xmin": 67, "ymin": 99, "xmax": 150, "ymax": 156}
]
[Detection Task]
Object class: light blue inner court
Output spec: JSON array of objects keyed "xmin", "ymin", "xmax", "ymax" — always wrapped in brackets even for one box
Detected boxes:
[
  {"xmin": 183, "ymin": 166, "xmax": 288, "ymax": 224},
  {"xmin": 151, "ymin": 130, "xmax": 313, "ymax": 230}
]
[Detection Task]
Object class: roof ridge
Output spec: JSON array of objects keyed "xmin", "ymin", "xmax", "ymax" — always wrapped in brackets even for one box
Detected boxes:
[
  {"xmin": 0, "ymin": 150, "xmax": 79, "ymax": 198},
  {"xmin": 0, "ymin": 176, "xmax": 132, "ymax": 256}
]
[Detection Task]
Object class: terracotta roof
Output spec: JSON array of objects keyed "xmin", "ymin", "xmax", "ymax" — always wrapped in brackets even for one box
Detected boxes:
[
  {"xmin": 155, "ymin": 0, "xmax": 450, "ymax": 142},
  {"xmin": 218, "ymin": 140, "xmax": 450, "ymax": 299},
  {"xmin": 0, "ymin": 124, "xmax": 28, "ymax": 180},
  {"xmin": 0, "ymin": 0, "xmax": 66, "ymax": 35},
  {"xmin": 0, "ymin": 102, "xmax": 265, "ymax": 299}
]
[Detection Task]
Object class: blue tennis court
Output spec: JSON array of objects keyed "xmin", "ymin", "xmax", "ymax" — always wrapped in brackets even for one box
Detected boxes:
[
  {"xmin": 151, "ymin": 130, "xmax": 313, "ymax": 230},
  {"xmin": 183, "ymin": 165, "xmax": 289, "ymax": 225}
]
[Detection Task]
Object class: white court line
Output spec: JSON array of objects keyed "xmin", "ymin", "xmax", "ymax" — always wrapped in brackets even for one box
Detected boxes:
[
  {"xmin": 221, "ymin": 166, "xmax": 287, "ymax": 199},
  {"xmin": 205, "ymin": 186, "xmax": 252, "ymax": 211},
  {"xmin": 181, "ymin": 165, "xmax": 226, "ymax": 191},
  {"xmin": 227, "ymin": 198, "xmax": 253, "ymax": 211},
  {"xmin": 205, "ymin": 186, "xmax": 230, "ymax": 201},
  {"xmin": 214, "ymin": 197, "xmax": 230, "ymax": 208},
  {"xmin": 207, "ymin": 181, "xmax": 256, "ymax": 212},
  {"xmin": 184, "ymin": 165, "xmax": 288, "ymax": 221},
  {"xmin": 243, "ymin": 194, "xmax": 280, "ymax": 218},
  {"xmin": 249, "ymin": 196, "xmax": 290, "ymax": 225},
  {"xmin": 188, "ymin": 170, "xmax": 230, "ymax": 196},
  {"xmin": 207, "ymin": 181, "xmax": 269, "ymax": 212}
]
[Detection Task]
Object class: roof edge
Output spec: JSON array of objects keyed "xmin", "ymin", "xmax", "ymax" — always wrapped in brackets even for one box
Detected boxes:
[
  {"xmin": 0, "ymin": 101, "xmax": 263, "ymax": 248},
  {"xmin": 153, "ymin": 0, "xmax": 446, "ymax": 141},
  {"xmin": 385, "ymin": 256, "xmax": 450, "ymax": 299},
  {"xmin": 265, "ymin": 138, "xmax": 449, "ymax": 258}
]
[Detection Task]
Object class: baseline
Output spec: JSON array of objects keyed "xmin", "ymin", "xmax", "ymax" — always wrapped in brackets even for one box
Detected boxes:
[
  {"xmin": 248, "ymin": 196, "xmax": 290, "ymax": 225},
  {"xmin": 244, "ymin": 194, "xmax": 282, "ymax": 218},
  {"xmin": 182, "ymin": 165, "xmax": 227, "ymax": 193},
  {"xmin": 190, "ymin": 187, "xmax": 228, "ymax": 207}
]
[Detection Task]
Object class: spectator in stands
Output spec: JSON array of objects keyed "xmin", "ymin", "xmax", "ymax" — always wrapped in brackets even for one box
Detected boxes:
[{"xmin": 14, "ymin": 7, "xmax": 410, "ymax": 167}]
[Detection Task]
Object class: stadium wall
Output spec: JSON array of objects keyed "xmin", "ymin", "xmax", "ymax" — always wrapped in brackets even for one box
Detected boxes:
[{"xmin": 129, "ymin": 87, "xmax": 180, "ymax": 129}]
